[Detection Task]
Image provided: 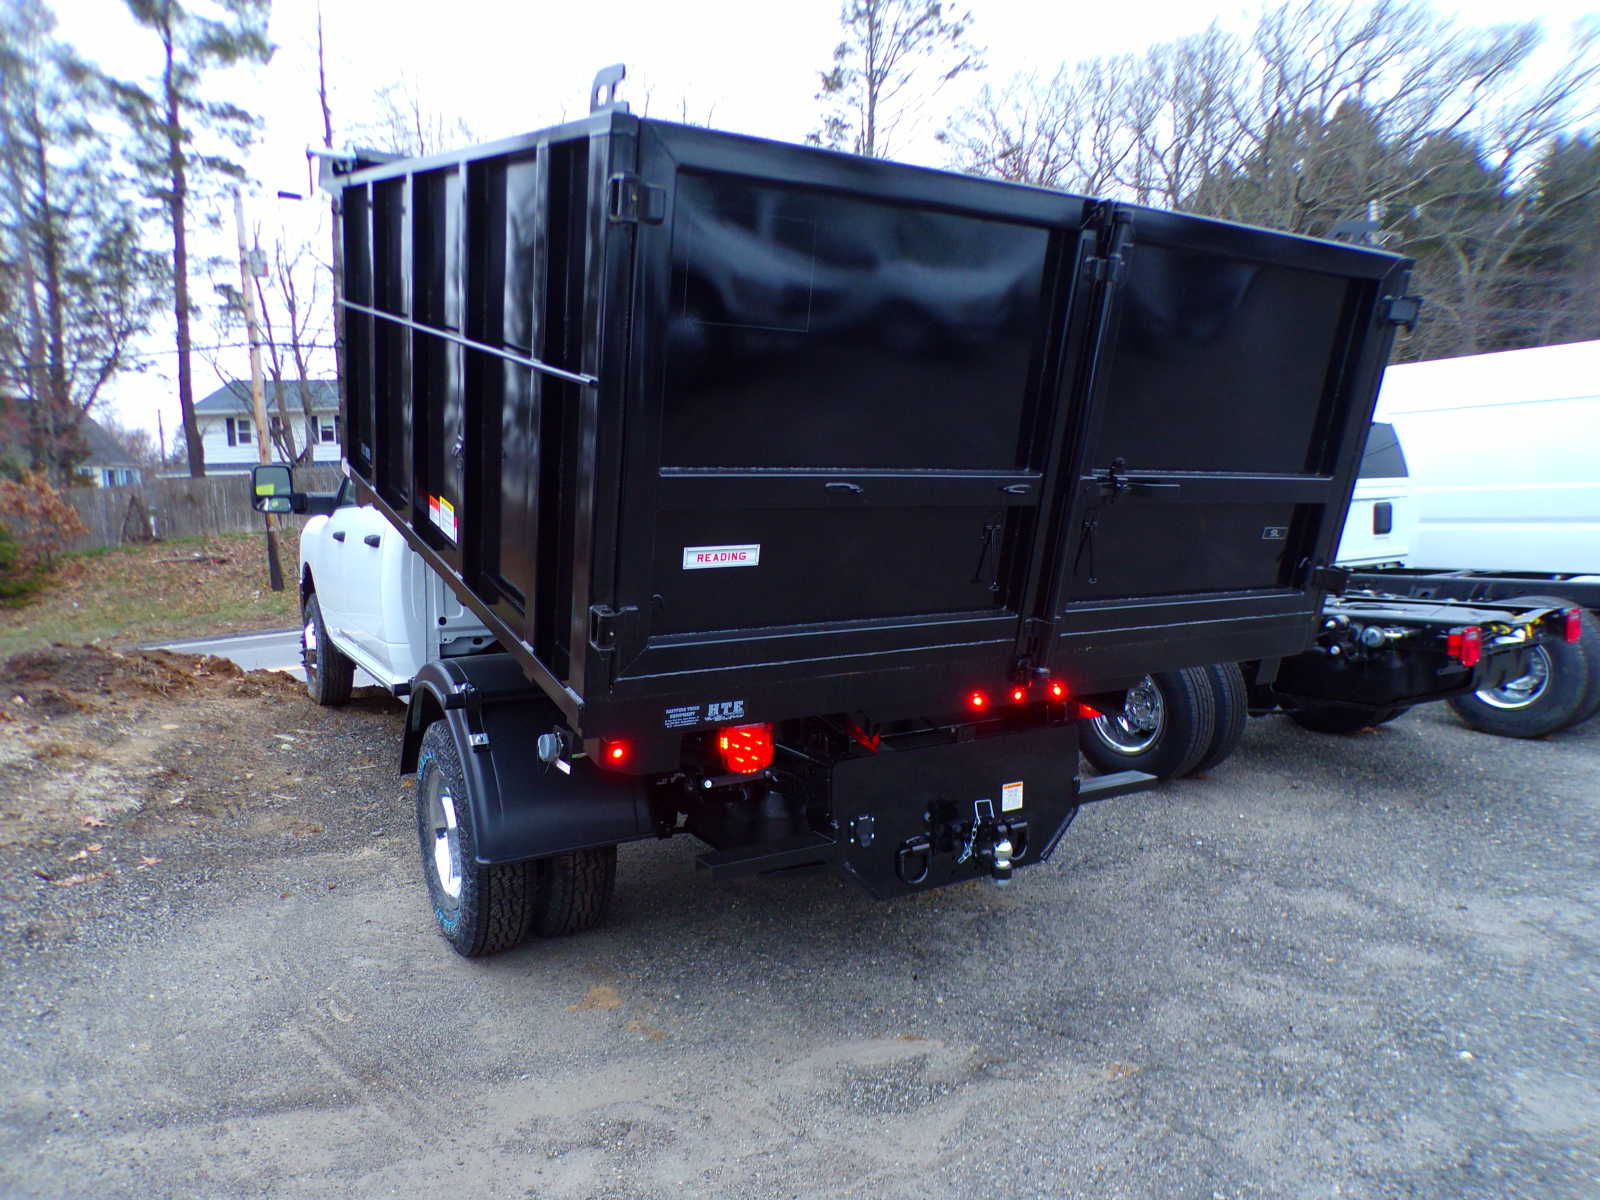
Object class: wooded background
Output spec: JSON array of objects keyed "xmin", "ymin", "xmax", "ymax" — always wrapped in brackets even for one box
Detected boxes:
[{"xmin": 3, "ymin": 0, "xmax": 1597, "ymax": 494}]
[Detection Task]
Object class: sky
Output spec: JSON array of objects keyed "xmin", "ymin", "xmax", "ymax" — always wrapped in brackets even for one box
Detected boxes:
[{"xmin": 45, "ymin": 0, "xmax": 1600, "ymax": 447}]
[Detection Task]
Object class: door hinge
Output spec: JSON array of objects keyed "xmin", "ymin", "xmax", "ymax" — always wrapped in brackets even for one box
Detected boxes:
[
  {"xmin": 608, "ymin": 174, "xmax": 665, "ymax": 225},
  {"xmin": 587, "ymin": 603, "xmax": 639, "ymax": 652},
  {"xmin": 1297, "ymin": 560, "xmax": 1350, "ymax": 594},
  {"xmin": 1380, "ymin": 293, "xmax": 1423, "ymax": 331},
  {"xmin": 1085, "ymin": 251, "xmax": 1124, "ymax": 285}
]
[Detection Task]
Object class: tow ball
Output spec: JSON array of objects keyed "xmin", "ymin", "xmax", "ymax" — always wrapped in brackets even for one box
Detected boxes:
[{"xmin": 895, "ymin": 797, "xmax": 1028, "ymax": 886}]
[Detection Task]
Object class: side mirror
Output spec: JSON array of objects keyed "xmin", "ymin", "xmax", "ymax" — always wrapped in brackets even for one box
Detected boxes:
[{"xmin": 251, "ymin": 463, "xmax": 298, "ymax": 514}]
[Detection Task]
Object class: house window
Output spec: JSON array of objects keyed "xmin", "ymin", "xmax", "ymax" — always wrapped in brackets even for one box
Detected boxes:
[
  {"xmin": 320, "ymin": 418, "xmax": 337, "ymax": 444},
  {"xmin": 225, "ymin": 417, "xmax": 252, "ymax": 446}
]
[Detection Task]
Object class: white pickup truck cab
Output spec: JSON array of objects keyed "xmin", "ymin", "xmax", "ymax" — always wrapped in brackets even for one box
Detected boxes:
[
  {"xmin": 1334, "ymin": 420, "xmax": 1417, "ymax": 569},
  {"xmin": 297, "ymin": 480, "xmax": 494, "ymax": 704}
]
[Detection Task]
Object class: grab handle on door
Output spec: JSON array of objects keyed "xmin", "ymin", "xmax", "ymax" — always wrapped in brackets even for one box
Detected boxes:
[{"xmin": 825, "ymin": 481, "xmax": 864, "ymax": 495}]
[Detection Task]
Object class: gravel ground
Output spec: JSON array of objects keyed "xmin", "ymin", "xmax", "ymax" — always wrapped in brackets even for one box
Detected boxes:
[{"xmin": 2, "ymin": 669, "xmax": 1596, "ymax": 1199}]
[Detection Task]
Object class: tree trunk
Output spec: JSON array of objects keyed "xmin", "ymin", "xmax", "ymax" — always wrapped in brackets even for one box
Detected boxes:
[
  {"xmin": 318, "ymin": 9, "xmax": 347, "ymax": 455},
  {"xmin": 33, "ymin": 110, "xmax": 74, "ymax": 485},
  {"xmin": 162, "ymin": 15, "xmax": 205, "ymax": 477}
]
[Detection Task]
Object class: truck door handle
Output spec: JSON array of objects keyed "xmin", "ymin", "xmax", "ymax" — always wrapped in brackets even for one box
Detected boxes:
[
  {"xmin": 331, "ymin": 530, "xmax": 346, "ymax": 542},
  {"xmin": 363, "ymin": 534, "xmax": 382, "ymax": 548},
  {"xmin": 825, "ymin": 481, "xmax": 863, "ymax": 495}
]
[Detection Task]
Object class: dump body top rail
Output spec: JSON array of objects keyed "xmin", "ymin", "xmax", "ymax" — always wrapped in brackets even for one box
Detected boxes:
[{"xmin": 337, "ymin": 106, "xmax": 1412, "ymax": 739}]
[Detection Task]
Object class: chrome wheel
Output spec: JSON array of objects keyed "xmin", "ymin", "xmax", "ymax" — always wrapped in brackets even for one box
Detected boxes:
[
  {"xmin": 1092, "ymin": 675, "xmax": 1166, "ymax": 755},
  {"xmin": 424, "ymin": 770, "xmax": 464, "ymax": 900},
  {"xmin": 1475, "ymin": 646, "xmax": 1551, "ymax": 711},
  {"xmin": 302, "ymin": 616, "xmax": 319, "ymax": 680}
]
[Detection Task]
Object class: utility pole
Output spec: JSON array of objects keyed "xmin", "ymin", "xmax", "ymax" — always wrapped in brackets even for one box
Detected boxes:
[{"xmin": 234, "ymin": 188, "xmax": 284, "ymax": 592}]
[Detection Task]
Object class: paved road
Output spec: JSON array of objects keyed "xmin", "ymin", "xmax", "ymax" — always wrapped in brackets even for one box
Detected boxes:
[
  {"xmin": 3, "ymin": 699, "xmax": 1596, "ymax": 1198},
  {"xmin": 156, "ymin": 627, "xmax": 381, "ymax": 689}
]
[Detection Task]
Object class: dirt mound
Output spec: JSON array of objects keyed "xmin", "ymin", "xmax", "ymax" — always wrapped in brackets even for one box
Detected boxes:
[{"xmin": 0, "ymin": 645, "xmax": 297, "ymax": 721}]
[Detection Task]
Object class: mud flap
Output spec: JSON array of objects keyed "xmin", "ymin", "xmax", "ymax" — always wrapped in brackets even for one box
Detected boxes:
[{"xmin": 402, "ymin": 655, "xmax": 653, "ymax": 865}]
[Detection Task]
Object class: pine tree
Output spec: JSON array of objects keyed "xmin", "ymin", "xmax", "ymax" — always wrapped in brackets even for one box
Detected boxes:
[
  {"xmin": 0, "ymin": 0, "xmax": 163, "ymax": 485},
  {"xmin": 108, "ymin": 0, "xmax": 272, "ymax": 478}
]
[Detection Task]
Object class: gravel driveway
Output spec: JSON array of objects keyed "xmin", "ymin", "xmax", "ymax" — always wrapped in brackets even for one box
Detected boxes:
[{"xmin": 2, "ymin": 654, "xmax": 1596, "ymax": 1199}]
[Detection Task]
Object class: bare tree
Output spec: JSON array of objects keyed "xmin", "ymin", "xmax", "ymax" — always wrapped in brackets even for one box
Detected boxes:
[
  {"xmin": 252, "ymin": 235, "xmax": 330, "ymax": 464},
  {"xmin": 810, "ymin": 0, "xmax": 982, "ymax": 158},
  {"xmin": 943, "ymin": 0, "xmax": 1600, "ymax": 356},
  {"xmin": 350, "ymin": 73, "xmax": 477, "ymax": 157}
]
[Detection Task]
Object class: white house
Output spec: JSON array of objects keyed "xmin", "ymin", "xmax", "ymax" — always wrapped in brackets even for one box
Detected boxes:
[{"xmin": 195, "ymin": 380, "xmax": 342, "ymax": 473}]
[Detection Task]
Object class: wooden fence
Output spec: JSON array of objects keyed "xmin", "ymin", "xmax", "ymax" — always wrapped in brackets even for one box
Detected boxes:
[{"xmin": 62, "ymin": 466, "xmax": 346, "ymax": 553}]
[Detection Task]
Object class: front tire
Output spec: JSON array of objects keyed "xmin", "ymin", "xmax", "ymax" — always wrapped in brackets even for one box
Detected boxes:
[
  {"xmin": 1080, "ymin": 667, "xmax": 1217, "ymax": 780},
  {"xmin": 302, "ymin": 592, "xmax": 355, "ymax": 707},
  {"xmin": 414, "ymin": 722, "xmax": 617, "ymax": 957}
]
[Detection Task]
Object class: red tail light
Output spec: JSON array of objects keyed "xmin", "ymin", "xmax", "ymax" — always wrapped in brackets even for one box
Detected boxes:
[
  {"xmin": 1048, "ymin": 680, "xmax": 1067, "ymax": 701},
  {"xmin": 1010, "ymin": 686, "xmax": 1028, "ymax": 704},
  {"xmin": 1565, "ymin": 607, "xmax": 1583, "ymax": 644},
  {"xmin": 1447, "ymin": 626, "xmax": 1483, "ymax": 667},
  {"xmin": 968, "ymin": 690, "xmax": 989, "ymax": 712},
  {"xmin": 600, "ymin": 739, "xmax": 629, "ymax": 767},
  {"xmin": 1076, "ymin": 702, "xmax": 1102, "ymax": 719},
  {"xmin": 717, "ymin": 723, "xmax": 774, "ymax": 774}
]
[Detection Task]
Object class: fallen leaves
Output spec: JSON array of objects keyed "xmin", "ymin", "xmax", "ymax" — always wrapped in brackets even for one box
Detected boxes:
[
  {"xmin": 568, "ymin": 984, "xmax": 624, "ymax": 1012},
  {"xmin": 50, "ymin": 871, "xmax": 108, "ymax": 888}
]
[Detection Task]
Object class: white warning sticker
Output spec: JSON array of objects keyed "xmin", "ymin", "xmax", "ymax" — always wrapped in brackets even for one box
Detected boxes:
[
  {"xmin": 1001, "ymin": 780, "xmax": 1024, "ymax": 812},
  {"xmin": 682, "ymin": 543, "xmax": 760, "ymax": 570},
  {"xmin": 429, "ymin": 494, "xmax": 458, "ymax": 544}
]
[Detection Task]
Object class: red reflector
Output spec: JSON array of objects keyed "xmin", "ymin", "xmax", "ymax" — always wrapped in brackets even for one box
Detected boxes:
[
  {"xmin": 1076, "ymin": 702, "xmax": 1102, "ymax": 719},
  {"xmin": 1010, "ymin": 686, "xmax": 1027, "ymax": 704},
  {"xmin": 1447, "ymin": 626, "xmax": 1483, "ymax": 667},
  {"xmin": 601, "ymin": 739, "xmax": 629, "ymax": 767},
  {"xmin": 968, "ymin": 691, "xmax": 989, "ymax": 711},
  {"xmin": 1565, "ymin": 607, "xmax": 1583, "ymax": 644},
  {"xmin": 1048, "ymin": 681, "xmax": 1067, "ymax": 701},
  {"xmin": 717, "ymin": 723, "xmax": 774, "ymax": 774}
]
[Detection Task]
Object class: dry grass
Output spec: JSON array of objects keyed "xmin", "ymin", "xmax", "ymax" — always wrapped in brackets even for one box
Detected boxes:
[{"xmin": 0, "ymin": 526, "xmax": 302, "ymax": 657}]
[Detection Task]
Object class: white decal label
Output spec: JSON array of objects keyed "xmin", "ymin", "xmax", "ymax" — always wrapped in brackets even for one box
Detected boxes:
[
  {"xmin": 683, "ymin": 543, "xmax": 760, "ymax": 570},
  {"xmin": 664, "ymin": 704, "xmax": 702, "ymax": 729},
  {"xmin": 707, "ymin": 700, "xmax": 746, "ymax": 722},
  {"xmin": 1001, "ymin": 780, "xmax": 1024, "ymax": 812}
]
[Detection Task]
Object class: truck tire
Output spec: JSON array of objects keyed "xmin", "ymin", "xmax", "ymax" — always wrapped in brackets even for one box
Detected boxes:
[
  {"xmin": 416, "ymin": 722, "xmax": 537, "ymax": 956},
  {"xmin": 1447, "ymin": 595, "xmax": 1596, "ymax": 737},
  {"xmin": 531, "ymin": 845, "xmax": 618, "ymax": 937},
  {"xmin": 414, "ymin": 722, "xmax": 619, "ymax": 955},
  {"xmin": 1188, "ymin": 663, "xmax": 1249, "ymax": 776},
  {"xmin": 302, "ymin": 592, "xmax": 354, "ymax": 707},
  {"xmin": 1080, "ymin": 666, "xmax": 1216, "ymax": 781},
  {"xmin": 1286, "ymin": 702, "xmax": 1408, "ymax": 734}
]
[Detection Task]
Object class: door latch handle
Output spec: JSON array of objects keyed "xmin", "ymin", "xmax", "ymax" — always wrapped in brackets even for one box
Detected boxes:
[
  {"xmin": 363, "ymin": 534, "xmax": 381, "ymax": 548},
  {"xmin": 825, "ymin": 481, "xmax": 864, "ymax": 495},
  {"xmin": 331, "ymin": 530, "xmax": 346, "ymax": 542},
  {"xmin": 1092, "ymin": 457, "xmax": 1180, "ymax": 500}
]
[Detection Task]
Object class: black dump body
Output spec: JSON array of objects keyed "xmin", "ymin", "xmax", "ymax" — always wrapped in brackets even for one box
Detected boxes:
[{"xmin": 336, "ymin": 102, "xmax": 1413, "ymax": 760}]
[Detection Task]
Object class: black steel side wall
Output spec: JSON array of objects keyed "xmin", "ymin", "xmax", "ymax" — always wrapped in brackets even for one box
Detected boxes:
[{"xmin": 339, "ymin": 113, "xmax": 1411, "ymax": 744}]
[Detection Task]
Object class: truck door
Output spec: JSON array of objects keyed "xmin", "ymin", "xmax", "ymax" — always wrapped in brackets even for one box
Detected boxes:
[
  {"xmin": 1041, "ymin": 208, "xmax": 1410, "ymax": 684},
  {"xmin": 598, "ymin": 122, "xmax": 1093, "ymax": 703}
]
